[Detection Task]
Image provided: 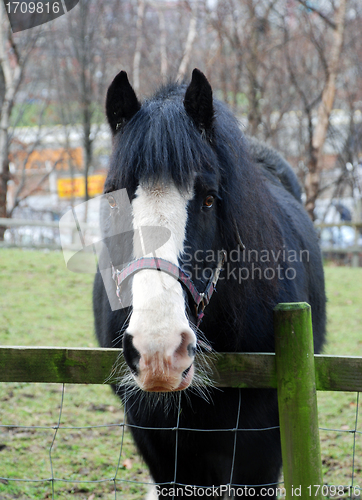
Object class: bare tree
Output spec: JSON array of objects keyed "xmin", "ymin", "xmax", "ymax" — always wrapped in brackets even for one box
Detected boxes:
[
  {"xmin": 176, "ymin": 2, "xmax": 198, "ymax": 81},
  {"xmin": 0, "ymin": 2, "xmax": 38, "ymax": 238},
  {"xmin": 1, "ymin": 0, "xmax": 359, "ymax": 232},
  {"xmin": 50, "ymin": 0, "xmax": 123, "ymax": 204},
  {"xmin": 155, "ymin": 6, "xmax": 168, "ymax": 83},
  {"xmin": 133, "ymin": 0, "xmax": 146, "ymax": 92},
  {"xmin": 301, "ymin": 0, "xmax": 347, "ymax": 220}
]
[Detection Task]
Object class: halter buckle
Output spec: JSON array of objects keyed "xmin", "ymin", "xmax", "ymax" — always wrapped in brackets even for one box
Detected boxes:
[{"xmin": 195, "ymin": 294, "xmax": 206, "ymax": 316}]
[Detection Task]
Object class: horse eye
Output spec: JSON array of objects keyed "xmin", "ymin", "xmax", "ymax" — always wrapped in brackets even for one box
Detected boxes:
[
  {"xmin": 107, "ymin": 195, "xmax": 117, "ymax": 209},
  {"xmin": 203, "ymin": 195, "xmax": 215, "ymax": 209}
]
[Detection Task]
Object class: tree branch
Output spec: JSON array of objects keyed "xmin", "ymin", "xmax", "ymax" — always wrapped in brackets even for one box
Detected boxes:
[
  {"xmin": 294, "ymin": 0, "xmax": 336, "ymax": 30},
  {"xmin": 9, "ymin": 158, "xmax": 61, "ymax": 216}
]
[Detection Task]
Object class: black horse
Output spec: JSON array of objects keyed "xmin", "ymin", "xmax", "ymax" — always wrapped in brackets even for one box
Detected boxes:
[{"xmin": 93, "ymin": 69, "xmax": 326, "ymax": 499}]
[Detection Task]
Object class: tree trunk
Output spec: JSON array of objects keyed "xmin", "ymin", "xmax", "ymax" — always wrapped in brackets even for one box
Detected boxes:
[
  {"xmin": 158, "ymin": 9, "xmax": 168, "ymax": 83},
  {"xmin": 0, "ymin": 3, "xmax": 23, "ymax": 239},
  {"xmin": 77, "ymin": 0, "xmax": 93, "ymax": 207},
  {"xmin": 304, "ymin": 0, "xmax": 347, "ymax": 220},
  {"xmin": 176, "ymin": 9, "xmax": 197, "ymax": 82},
  {"xmin": 83, "ymin": 106, "xmax": 92, "ymax": 205},
  {"xmin": 245, "ymin": 0, "xmax": 262, "ymax": 136},
  {"xmin": 0, "ymin": 161, "xmax": 9, "ymax": 239},
  {"xmin": 133, "ymin": 0, "xmax": 145, "ymax": 93}
]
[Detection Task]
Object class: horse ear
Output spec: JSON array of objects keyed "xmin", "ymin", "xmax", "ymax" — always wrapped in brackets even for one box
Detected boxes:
[
  {"xmin": 184, "ymin": 69, "xmax": 214, "ymax": 139},
  {"xmin": 106, "ymin": 71, "xmax": 141, "ymax": 134}
]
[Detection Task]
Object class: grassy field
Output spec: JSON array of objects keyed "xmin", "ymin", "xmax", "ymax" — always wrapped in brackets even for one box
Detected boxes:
[
  {"xmin": 317, "ymin": 267, "xmax": 362, "ymax": 491},
  {"xmin": 0, "ymin": 249, "xmax": 361, "ymax": 499},
  {"xmin": 0, "ymin": 249, "xmax": 151, "ymax": 500}
]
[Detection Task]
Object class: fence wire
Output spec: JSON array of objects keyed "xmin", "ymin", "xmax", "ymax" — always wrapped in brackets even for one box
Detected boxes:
[
  {"xmin": 318, "ymin": 391, "xmax": 361, "ymax": 498},
  {"xmin": 0, "ymin": 384, "xmax": 361, "ymax": 499}
]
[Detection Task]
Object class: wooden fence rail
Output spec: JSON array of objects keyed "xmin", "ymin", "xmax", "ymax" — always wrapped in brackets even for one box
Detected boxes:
[
  {"xmin": 1, "ymin": 346, "xmax": 362, "ymax": 391},
  {"xmin": 0, "ymin": 217, "xmax": 94, "ymax": 250},
  {"xmin": 315, "ymin": 221, "xmax": 362, "ymax": 266},
  {"xmin": 0, "ymin": 217, "xmax": 94, "ymax": 230}
]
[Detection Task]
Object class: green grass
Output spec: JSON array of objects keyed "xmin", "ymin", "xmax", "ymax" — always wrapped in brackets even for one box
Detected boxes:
[
  {"xmin": 0, "ymin": 250, "xmax": 362, "ymax": 498},
  {"xmin": 0, "ymin": 249, "xmax": 95, "ymax": 348},
  {"xmin": 318, "ymin": 267, "xmax": 362, "ymax": 490},
  {"xmin": 0, "ymin": 249, "xmax": 151, "ymax": 499}
]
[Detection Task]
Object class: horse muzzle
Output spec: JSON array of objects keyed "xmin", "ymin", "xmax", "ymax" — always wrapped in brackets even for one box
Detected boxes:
[
  {"xmin": 138, "ymin": 361, "xmax": 195, "ymax": 392},
  {"xmin": 123, "ymin": 331, "xmax": 196, "ymax": 392}
]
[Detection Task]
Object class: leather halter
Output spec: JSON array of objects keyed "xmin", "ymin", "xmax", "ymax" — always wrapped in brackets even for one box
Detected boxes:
[{"xmin": 111, "ymin": 250, "xmax": 226, "ymax": 328}]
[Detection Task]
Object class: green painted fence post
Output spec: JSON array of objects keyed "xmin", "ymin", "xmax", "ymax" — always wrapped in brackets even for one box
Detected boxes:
[{"xmin": 274, "ymin": 302, "xmax": 323, "ymax": 500}]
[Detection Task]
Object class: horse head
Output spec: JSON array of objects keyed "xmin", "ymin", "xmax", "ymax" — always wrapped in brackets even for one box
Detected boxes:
[{"xmin": 102, "ymin": 69, "xmax": 227, "ymax": 393}]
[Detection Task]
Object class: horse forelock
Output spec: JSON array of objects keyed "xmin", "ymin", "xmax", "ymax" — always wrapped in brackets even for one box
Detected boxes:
[{"xmin": 105, "ymin": 85, "xmax": 219, "ymax": 197}]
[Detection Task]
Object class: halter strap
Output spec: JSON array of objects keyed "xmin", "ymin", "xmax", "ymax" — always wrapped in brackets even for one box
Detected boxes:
[{"xmin": 111, "ymin": 251, "xmax": 226, "ymax": 327}]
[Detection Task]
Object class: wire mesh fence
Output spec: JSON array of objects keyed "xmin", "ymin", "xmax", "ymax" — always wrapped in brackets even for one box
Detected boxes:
[
  {"xmin": 318, "ymin": 391, "xmax": 362, "ymax": 495},
  {"xmin": 0, "ymin": 380, "xmax": 361, "ymax": 500},
  {"xmin": 0, "ymin": 382, "xmax": 151, "ymax": 499},
  {"xmin": 1, "ymin": 304, "xmax": 362, "ymax": 499}
]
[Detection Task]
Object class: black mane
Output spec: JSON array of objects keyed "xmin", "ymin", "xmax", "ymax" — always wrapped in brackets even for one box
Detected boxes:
[{"xmin": 247, "ymin": 136, "xmax": 302, "ymax": 202}]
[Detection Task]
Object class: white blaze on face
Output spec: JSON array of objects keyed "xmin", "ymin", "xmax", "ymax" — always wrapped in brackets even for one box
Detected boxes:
[{"xmin": 127, "ymin": 183, "xmax": 196, "ymax": 391}]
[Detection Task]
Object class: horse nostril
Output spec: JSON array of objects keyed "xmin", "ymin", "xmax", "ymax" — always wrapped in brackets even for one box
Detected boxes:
[
  {"xmin": 174, "ymin": 331, "xmax": 196, "ymax": 360},
  {"xmin": 182, "ymin": 365, "xmax": 192, "ymax": 378},
  {"xmin": 122, "ymin": 332, "xmax": 141, "ymax": 376},
  {"xmin": 187, "ymin": 343, "xmax": 196, "ymax": 357}
]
